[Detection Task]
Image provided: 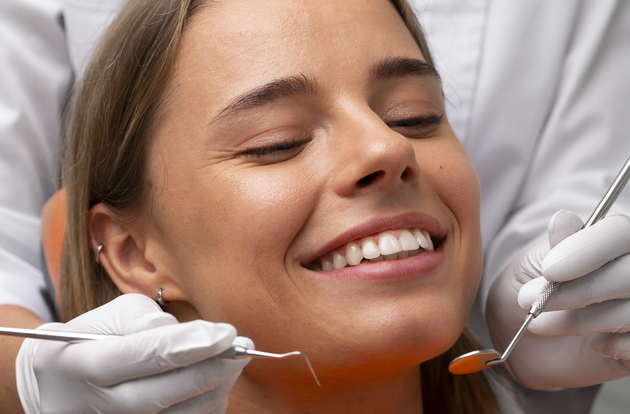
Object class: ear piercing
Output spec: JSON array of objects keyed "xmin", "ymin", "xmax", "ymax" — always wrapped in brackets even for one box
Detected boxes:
[
  {"xmin": 157, "ymin": 287, "xmax": 167, "ymax": 307},
  {"xmin": 95, "ymin": 243, "xmax": 104, "ymax": 264}
]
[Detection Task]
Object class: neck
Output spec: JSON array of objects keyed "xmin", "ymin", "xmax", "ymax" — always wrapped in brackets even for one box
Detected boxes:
[{"xmin": 227, "ymin": 361, "xmax": 423, "ymax": 414}]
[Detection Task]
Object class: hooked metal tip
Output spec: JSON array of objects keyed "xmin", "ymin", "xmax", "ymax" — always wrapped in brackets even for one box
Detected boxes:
[
  {"xmin": 288, "ymin": 351, "xmax": 321, "ymax": 387},
  {"xmin": 230, "ymin": 347, "xmax": 321, "ymax": 387}
]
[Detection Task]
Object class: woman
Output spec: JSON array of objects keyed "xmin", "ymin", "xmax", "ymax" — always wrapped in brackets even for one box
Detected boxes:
[{"xmin": 61, "ymin": 0, "xmax": 499, "ymax": 412}]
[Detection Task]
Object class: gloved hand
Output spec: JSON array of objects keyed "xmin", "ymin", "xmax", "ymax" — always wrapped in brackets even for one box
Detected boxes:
[
  {"xmin": 486, "ymin": 209, "xmax": 630, "ymax": 390},
  {"xmin": 16, "ymin": 294, "xmax": 253, "ymax": 414}
]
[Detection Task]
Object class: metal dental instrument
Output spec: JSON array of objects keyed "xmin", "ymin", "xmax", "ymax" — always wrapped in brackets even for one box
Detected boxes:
[
  {"xmin": 449, "ymin": 155, "xmax": 630, "ymax": 375},
  {"xmin": 0, "ymin": 326, "xmax": 321, "ymax": 386},
  {"xmin": 216, "ymin": 345, "xmax": 321, "ymax": 387}
]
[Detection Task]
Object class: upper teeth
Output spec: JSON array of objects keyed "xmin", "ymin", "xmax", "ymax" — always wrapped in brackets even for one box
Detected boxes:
[{"xmin": 311, "ymin": 228, "xmax": 434, "ymax": 271}]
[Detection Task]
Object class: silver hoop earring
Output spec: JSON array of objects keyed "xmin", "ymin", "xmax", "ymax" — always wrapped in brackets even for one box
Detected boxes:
[
  {"xmin": 95, "ymin": 243, "xmax": 104, "ymax": 265},
  {"xmin": 157, "ymin": 288, "xmax": 166, "ymax": 307}
]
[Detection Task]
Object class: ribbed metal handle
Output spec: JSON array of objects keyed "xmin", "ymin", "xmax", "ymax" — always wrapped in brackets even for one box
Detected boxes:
[{"xmin": 530, "ymin": 281, "xmax": 561, "ymax": 317}]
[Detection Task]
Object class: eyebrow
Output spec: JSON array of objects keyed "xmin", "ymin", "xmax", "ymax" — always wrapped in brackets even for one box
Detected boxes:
[
  {"xmin": 370, "ymin": 57, "xmax": 440, "ymax": 83},
  {"xmin": 209, "ymin": 58, "xmax": 440, "ymax": 125},
  {"xmin": 210, "ymin": 73, "xmax": 320, "ymax": 124}
]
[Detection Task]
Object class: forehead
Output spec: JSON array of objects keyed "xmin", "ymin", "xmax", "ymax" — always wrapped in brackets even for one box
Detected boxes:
[{"xmin": 173, "ymin": 0, "xmax": 424, "ymax": 100}]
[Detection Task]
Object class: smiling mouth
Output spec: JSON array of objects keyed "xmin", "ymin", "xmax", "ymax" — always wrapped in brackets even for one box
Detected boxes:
[{"xmin": 308, "ymin": 228, "xmax": 442, "ymax": 271}]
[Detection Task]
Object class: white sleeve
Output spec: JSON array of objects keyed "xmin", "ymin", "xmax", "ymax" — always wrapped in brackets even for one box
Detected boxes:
[
  {"xmin": 0, "ymin": 0, "xmax": 72, "ymax": 321},
  {"xmin": 472, "ymin": 0, "xmax": 630, "ymax": 309}
]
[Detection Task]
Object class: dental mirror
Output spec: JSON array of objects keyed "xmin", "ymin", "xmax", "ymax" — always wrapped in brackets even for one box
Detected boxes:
[
  {"xmin": 449, "ymin": 155, "xmax": 630, "ymax": 375},
  {"xmin": 448, "ymin": 349, "xmax": 501, "ymax": 375}
]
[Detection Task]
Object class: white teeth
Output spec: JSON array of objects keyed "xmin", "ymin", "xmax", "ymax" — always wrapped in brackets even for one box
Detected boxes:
[
  {"xmin": 345, "ymin": 242, "xmax": 363, "ymax": 266},
  {"xmin": 333, "ymin": 251, "xmax": 347, "ymax": 270},
  {"xmin": 362, "ymin": 239, "xmax": 380, "ymax": 259},
  {"xmin": 399, "ymin": 230, "xmax": 420, "ymax": 251},
  {"xmin": 414, "ymin": 229, "xmax": 432, "ymax": 250},
  {"xmin": 378, "ymin": 232, "xmax": 402, "ymax": 255},
  {"xmin": 322, "ymin": 259, "xmax": 334, "ymax": 271},
  {"xmin": 424, "ymin": 230, "xmax": 434, "ymax": 250},
  {"xmin": 313, "ymin": 228, "xmax": 436, "ymax": 271}
]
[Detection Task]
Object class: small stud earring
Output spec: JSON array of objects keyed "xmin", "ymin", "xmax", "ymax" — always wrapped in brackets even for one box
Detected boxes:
[{"xmin": 95, "ymin": 243, "xmax": 104, "ymax": 265}]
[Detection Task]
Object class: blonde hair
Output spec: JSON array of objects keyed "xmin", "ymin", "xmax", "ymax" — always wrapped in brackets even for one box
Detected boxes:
[{"xmin": 61, "ymin": 0, "xmax": 501, "ymax": 412}]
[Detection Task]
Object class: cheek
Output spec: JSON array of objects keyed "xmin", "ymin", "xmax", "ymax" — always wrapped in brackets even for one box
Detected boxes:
[
  {"xmin": 204, "ymin": 167, "xmax": 318, "ymax": 261},
  {"xmin": 435, "ymin": 150, "xmax": 481, "ymax": 222},
  {"xmin": 153, "ymin": 160, "xmax": 323, "ymax": 319},
  {"xmin": 446, "ymin": 154, "xmax": 483, "ymax": 309},
  {"xmin": 419, "ymin": 140, "xmax": 482, "ymax": 303},
  {"xmin": 439, "ymin": 148, "xmax": 482, "ymax": 240}
]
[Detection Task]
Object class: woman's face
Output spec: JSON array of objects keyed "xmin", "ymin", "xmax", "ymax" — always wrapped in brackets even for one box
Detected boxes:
[{"xmin": 144, "ymin": 0, "xmax": 481, "ymax": 384}]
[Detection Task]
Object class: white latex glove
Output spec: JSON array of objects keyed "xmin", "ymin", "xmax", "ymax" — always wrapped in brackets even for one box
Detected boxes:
[
  {"xmin": 16, "ymin": 294, "xmax": 253, "ymax": 414},
  {"xmin": 486, "ymin": 209, "xmax": 630, "ymax": 390}
]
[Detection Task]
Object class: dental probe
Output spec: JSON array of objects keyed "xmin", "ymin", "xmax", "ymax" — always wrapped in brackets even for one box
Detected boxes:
[
  {"xmin": 0, "ymin": 326, "xmax": 321, "ymax": 386},
  {"xmin": 449, "ymin": 154, "xmax": 630, "ymax": 375}
]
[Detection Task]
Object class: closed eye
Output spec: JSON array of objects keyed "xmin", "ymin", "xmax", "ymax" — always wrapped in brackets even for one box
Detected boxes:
[
  {"xmin": 387, "ymin": 114, "xmax": 443, "ymax": 128},
  {"xmin": 240, "ymin": 139, "xmax": 309, "ymax": 158}
]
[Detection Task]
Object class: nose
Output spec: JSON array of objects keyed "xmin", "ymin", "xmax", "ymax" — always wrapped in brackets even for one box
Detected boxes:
[{"xmin": 331, "ymin": 110, "xmax": 421, "ymax": 198}]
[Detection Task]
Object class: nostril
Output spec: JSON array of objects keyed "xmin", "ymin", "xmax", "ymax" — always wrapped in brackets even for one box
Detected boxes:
[
  {"xmin": 357, "ymin": 171, "xmax": 382, "ymax": 187},
  {"xmin": 400, "ymin": 166, "xmax": 412, "ymax": 181}
]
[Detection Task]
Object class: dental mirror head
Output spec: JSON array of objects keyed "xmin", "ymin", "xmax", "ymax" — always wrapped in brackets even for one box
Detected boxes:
[{"xmin": 448, "ymin": 349, "xmax": 501, "ymax": 375}]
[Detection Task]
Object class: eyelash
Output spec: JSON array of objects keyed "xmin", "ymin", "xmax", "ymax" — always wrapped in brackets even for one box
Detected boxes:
[
  {"xmin": 240, "ymin": 114, "xmax": 443, "ymax": 158},
  {"xmin": 387, "ymin": 114, "xmax": 444, "ymax": 128},
  {"xmin": 241, "ymin": 138, "xmax": 307, "ymax": 158}
]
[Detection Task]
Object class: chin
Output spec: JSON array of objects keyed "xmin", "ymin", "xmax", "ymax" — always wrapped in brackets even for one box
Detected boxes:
[{"xmin": 308, "ymin": 309, "xmax": 467, "ymax": 383}]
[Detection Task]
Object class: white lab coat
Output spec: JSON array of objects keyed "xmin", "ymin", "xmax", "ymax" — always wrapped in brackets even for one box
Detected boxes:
[
  {"xmin": 1, "ymin": 0, "xmax": 629, "ymax": 413},
  {"xmin": 415, "ymin": 1, "xmax": 630, "ymax": 412}
]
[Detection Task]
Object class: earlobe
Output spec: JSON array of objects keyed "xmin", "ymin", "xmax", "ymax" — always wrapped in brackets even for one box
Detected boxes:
[{"xmin": 88, "ymin": 204, "xmax": 187, "ymax": 303}]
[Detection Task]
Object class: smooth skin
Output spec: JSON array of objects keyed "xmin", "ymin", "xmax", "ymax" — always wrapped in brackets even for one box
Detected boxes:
[{"xmin": 90, "ymin": 0, "xmax": 483, "ymax": 413}]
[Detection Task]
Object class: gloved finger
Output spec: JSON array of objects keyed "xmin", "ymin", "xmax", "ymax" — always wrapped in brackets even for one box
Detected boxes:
[
  {"xmin": 542, "ymin": 214, "xmax": 630, "ymax": 282},
  {"xmin": 513, "ymin": 210, "xmax": 583, "ymax": 309},
  {"xmin": 159, "ymin": 372, "xmax": 239, "ymax": 414},
  {"xmin": 528, "ymin": 299, "xmax": 630, "ymax": 337},
  {"xmin": 60, "ymin": 294, "xmax": 178, "ymax": 335},
  {"xmin": 548, "ymin": 209, "xmax": 584, "ymax": 248},
  {"xmin": 519, "ymin": 254, "xmax": 630, "ymax": 311},
  {"xmin": 109, "ymin": 358, "xmax": 248, "ymax": 413},
  {"xmin": 518, "ymin": 277, "xmax": 547, "ymax": 310},
  {"xmin": 42, "ymin": 320, "xmax": 237, "ymax": 386},
  {"xmin": 157, "ymin": 336, "xmax": 253, "ymax": 413},
  {"xmin": 156, "ymin": 338, "xmax": 252, "ymax": 413},
  {"xmin": 590, "ymin": 332, "xmax": 630, "ymax": 361},
  {"xmin": 232, "ymin": 335, "xmax": 255, "ymax": 350},
  {"xmin": 122, "ymin": 309, "xmax": 180, "ymax": 334}
]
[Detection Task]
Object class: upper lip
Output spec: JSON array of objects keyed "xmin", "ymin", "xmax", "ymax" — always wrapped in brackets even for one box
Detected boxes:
[{"xmin": 300, "ymin": 212, "xmax": 447, "ymax": 267}]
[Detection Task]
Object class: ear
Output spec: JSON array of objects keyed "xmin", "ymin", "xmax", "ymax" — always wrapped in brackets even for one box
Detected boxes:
[{"xmin": 89, "ymin": 203, "xmax": 187, "ymax": 304}]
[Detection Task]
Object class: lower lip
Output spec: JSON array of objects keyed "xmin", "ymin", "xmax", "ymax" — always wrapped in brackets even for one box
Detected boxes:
[{"xmin": 308, "ymin": 244, "xmax": 445, "ymax": 281}]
